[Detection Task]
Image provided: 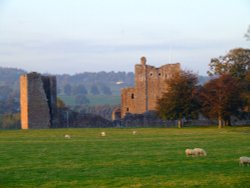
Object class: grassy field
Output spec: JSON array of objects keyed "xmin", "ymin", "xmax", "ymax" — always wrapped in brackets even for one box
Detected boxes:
[{"xmin": 1, "ymin": 127, "xmax": 250, "ymax": 187}]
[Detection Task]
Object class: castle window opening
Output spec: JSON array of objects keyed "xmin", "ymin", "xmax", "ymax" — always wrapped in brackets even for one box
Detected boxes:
[
  {"xmin": 126, "ymin": 107, "xmax": 129, "ymax": 112},
  {"xmin": 131, "ymin": 93, "xmax": 134, "ymax": 99},
  {"xmin": 158, "ymin": 73, "xmax": 161, "ymax": 76},
  {"xmin": 150, "ymin": 73, "xmax": 153, "ymax": 76}
]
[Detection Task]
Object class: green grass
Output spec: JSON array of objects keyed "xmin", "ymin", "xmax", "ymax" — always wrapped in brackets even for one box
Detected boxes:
[
  {"xmin": 87, "ymin": 95, "xmax": 120, "ymax": 106},
  {"xmin": 1, "ymin": 127, "xmax": 250, "ymax": 187}
]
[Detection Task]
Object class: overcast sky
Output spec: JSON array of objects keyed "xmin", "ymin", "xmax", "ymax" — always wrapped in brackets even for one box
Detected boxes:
[{"xmin": 0, "ymin": 0, "xmax": 249, "ymax": 75}]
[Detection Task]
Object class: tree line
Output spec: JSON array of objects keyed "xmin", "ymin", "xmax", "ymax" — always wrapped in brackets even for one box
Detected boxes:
[{"xmin": 157, "ymin": 48, "xmax": 250, "ymax": 128}]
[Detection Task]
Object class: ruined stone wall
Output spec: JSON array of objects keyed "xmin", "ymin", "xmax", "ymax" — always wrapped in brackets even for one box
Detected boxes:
[
  {"xmin": 121, "ymin": 87, "xmax": 136, "ymax": 117},
  {"xmin": 121, "ymin": 57, "xmax": 180, "ymax": 117},
  {"xmin": 41, "ymin": 76, "xmax": 57, "ymax": 127},
  {"xmin": 20, "ymin": 72, "xmax": 57, "ymax": 129},
  {"xmin": 111, "ymin": 107, "xmax": 121, "ymax": 121},
  {"xmin": 20, "ymin": 76, "xmax": 28, "ymax": 129}
]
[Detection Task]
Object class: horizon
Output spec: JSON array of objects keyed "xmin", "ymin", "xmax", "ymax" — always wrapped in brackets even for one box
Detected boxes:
[
  {"xmin": 0, "ymin": 65, "xmax": 211, "ymax": 77},
  {"xmin": 0, "ymin": 0, "xmax": 249, "ymax": 76}
]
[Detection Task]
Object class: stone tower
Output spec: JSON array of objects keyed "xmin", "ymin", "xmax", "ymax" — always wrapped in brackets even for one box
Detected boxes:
[
  {"xmin": 121, "ymin": 57, "xmax": 181, "ymax": 118},
  {"xmin": 20, "ymin": 72, "xmax": 57, "ymax": 129}
]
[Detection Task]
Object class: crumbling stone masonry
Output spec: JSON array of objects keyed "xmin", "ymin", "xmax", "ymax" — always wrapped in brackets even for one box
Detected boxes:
[
  {"xmin": 20, "ymin": 72, "xmax": 57, "ymax": 129},
  {"xmin": 120, "ymin": 57, "xmax": 180, "ymax": 118}
]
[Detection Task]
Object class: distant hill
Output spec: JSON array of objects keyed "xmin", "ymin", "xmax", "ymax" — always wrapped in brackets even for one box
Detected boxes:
[
  {"xmin": 0, "ymin": 67, "xmax": 210, "ymax": 88},
  {"xmin": 0, "ymin": 67, "xmax": 210, "ymax": 106},
  {"xmin": 0, "ymin": 67, "xmax": 211, "ymax": 119},
  {"xmin": 0, "ymin": 67, "xmax": 26, "ymax": 86}
]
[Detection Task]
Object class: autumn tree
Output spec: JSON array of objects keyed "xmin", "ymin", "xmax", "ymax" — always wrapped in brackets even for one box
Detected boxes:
[
  {"xmin": 57, "ymin": 97, "xmax": 66, "ymax": 108},
  {"xmin": 207, "ymin": 48, "xmax": 250, "ymax": 79},
  {"xmin": 207, "ymin": 48, "xmax": 250, "ymax": 115},
  {"xmin": 199, "ymin": 74, "xmax": 243, "ymax": 128},
  {"xmin": 156, "ymin": 71, "xmax": 199, "ymax": 128}
]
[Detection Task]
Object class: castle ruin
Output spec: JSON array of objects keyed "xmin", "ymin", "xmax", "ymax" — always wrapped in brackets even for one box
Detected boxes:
[
  {"xmin": 20, "ymin": 72, "xmax": 57, "ymax": 129},
  {"xmin": 120, "ymin": 57, "xmax": 180, "ymax": 118}
]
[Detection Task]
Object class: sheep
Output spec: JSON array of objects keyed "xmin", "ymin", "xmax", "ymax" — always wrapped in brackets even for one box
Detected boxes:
[
  {"xmin": 132, "ymin": 130, "xmax": 137, "ymax": 135},
  {"xmin": 239, "ymin": 156, "xmax": 250, "ymax": 166},
  {"xmin": 64, "ymin": 134, "xmax": 71, "ymax": 139},
  {"xmin": 185, "ymin": 149, "xmax": 195, "ymax": 156},
  {"xmin": 193, "ymin": 148, "xmax": 207, "ymax": 156},
  {"xmin": 185, "ymin": 148, "xmax": 207, "ymax": 157},
  {"xmin": 101, "ymin": 131, "xmax": 106, "ymax": 137}
]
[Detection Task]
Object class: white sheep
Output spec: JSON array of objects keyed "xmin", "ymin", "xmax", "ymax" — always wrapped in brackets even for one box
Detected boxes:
[
  {"xmin": 64, "ymin": 134, "xmax": 71, "ymax": 139},
  {"xmin": 101, "ymin": 131, "xmax": 106, "ymax": 137},
  {"xmin": 239, "ymin": 156, "xmax": 250, "ymax": 166},
  {"xmin": 193, "ymin": 148, "xmax": 207, "ymax": 156},
  {"xmin": 132, "ymin": 130, "xmax": 137, "ymax": 135},
  {"xmin": 185, "ymin": 148, "xmax": 195, "ymax": 156},
  {"xmin": 185, "ymin": 148, "xmax": 207, "ymax": 157}
]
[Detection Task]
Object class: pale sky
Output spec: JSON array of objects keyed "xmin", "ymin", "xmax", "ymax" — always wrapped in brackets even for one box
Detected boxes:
[{"xmin": 0, "ymin": 0, "xmax": 249, "ymax": 75}]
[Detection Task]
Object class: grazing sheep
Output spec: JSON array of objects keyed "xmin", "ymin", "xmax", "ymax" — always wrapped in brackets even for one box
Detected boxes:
[
  {"xmin": 64, "ymin": 134, "xmax": 71, "ymax": 139},
  {"xmin": 185, "ymin": 149, "xmax": 195, "ymax": 156},
  {"xmin": 193, "ymin": 148, "xmax": 207, "ymax": 156},
  {"xmin": 132, "ymin": 130, "xmax": 137, "ymax": 135},
  {"xmin": 101, "ymin": 132, "xmax": 106, "ymax": 137},
  {"xmin": 239, "ymin": 156, "xmax": 250, "ymax": 166},
  {"xmin": 185, "ymin": 148, "xmax": 207, "ymax": 157}
]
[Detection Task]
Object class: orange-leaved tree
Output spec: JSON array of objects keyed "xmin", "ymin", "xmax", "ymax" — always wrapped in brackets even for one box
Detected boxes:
[{"xmin": 198, "ymin": 74, "xmax": 243, "ymax": 128}]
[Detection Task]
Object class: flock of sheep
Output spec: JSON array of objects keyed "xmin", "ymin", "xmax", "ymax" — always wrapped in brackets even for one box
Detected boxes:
[
  {"xmin": 64, "ymin": 131, "xmax": 250, "ymax": 167},
  {"xmin": 185, "ymin": 148, "xmax": 250, "ymax": 166}
]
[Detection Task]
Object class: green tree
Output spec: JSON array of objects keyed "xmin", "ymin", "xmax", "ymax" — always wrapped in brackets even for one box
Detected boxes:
[
  {"xmin": 63, "ymin": 84, "xmax": 72, "ymax": 95},
  {"xmin": 199, "ymin": 74, "xmax": 243, "ymax": 128},
  {"xmin": 90, "ymin": 85, "xmax": 100, "ymax": 95},
  {"xmin": 100, "ymin": 85, "xmax": 112, "ymax": 95},
  {"xmin": 73, "ymin": 84, "xmax": 88, "ymax": 95},
  {"xmin": 156, "ymin": 71, "xmax": 199, "ymax": 128},
  {"xmin": 0, "ymin": 85, "xmax": 12, "ymax": 100}
]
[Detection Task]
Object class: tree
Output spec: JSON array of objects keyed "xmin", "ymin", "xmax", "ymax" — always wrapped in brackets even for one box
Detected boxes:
[
  {"xmin": 90, "ymin": 85, "xmax": 100, "ymax": 95},
  {"xmin": 73, "ymin": 84, "xmax": 88, "ymax": 95},
  {"xmin": 100, "ymin": 85, "xmax": 112, "ymax": 95},
  {"xmin": 207, "ymin": 48, "xmax": 250, "ymax": 79},
  {"xmin": 156, "ymin": 71, "xmax": 199, "ymax": 128},
  {"xmin": 57, "ymin": 97, "xmax": 66, "ymax": 108},
  {"xmin": 199, "ymin": 74, "xmax": 243, "ymax": 128},
  {"xmin": 207, "ymin": 48, "xmax": 250, "ymax": 116},
  {"xmin": 0, "ymin": 85, "xmax": 12, "ymax": 100},
  {"xmin": 63, "ymin": 84, "xmax": 72, "ymax": 95}
]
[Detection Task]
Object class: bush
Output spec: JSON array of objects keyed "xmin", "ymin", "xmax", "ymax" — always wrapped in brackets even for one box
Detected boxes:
[{"xmin": 0, "ymin": 113, "xmax": 21, "ymax": 129}]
